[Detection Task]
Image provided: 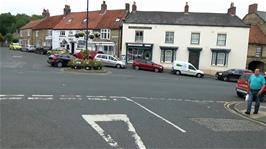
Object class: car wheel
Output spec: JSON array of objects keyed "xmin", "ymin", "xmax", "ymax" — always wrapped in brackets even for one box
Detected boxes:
[
  {"xmin": 175, "ymin": 70, "xmax": 181, "ymax": 75},
  {"xmin": 196, "ymin": 73, "xmax": 203, "ymax": 78},
  {"xmin": 135, "ymin": 66, "xmax": 139, "ymax": 70},
  {"xmin": 57, "ymin": 62, "xmax": 63, "ymax": 68},
  {"xmin": 154, "ymin": 68, "xmax": 159, "ymax": 73},
  {"xmin": 223, "ymin": 76, "xmax": 229, "ymax": 81},
  {"xmin": 260, "ymin": 93, "xmax": 266, "ymax": 102},
  {"xmin": 237, "ymin": 92, "xmax": 244, "ymax": 98},
  {"xmin": 116, "ymin": 64, "xmax": 121, "ymax": 69}
]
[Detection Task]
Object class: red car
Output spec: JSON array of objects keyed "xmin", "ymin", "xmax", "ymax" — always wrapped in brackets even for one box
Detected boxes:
[
  {"xmin": 132, "ymin": 60, "xmax": 164, "ymax": 72},
  {"xmin": 73, "ymin": 50, "xmax": 103, "ymax": 59},
  {"xmin": 235, "ymin": 72, "xmax": 266, "ymax": 102}
]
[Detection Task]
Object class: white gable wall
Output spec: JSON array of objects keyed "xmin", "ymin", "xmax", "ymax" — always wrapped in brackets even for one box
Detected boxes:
[{"xmin": 122, "ymin": 23, "xmax": 249, "ymax": 74}]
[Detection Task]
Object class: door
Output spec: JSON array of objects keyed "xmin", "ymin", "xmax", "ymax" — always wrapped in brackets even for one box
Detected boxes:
[
  {"xmin": 101, "ymin": 55, "xmax": 109, "ymax": 66},
  {"xmin": 108, "ymin": 56, "xmax": 117, "ymax": 67},
  {"xmin": 188, "ymin": 65, "xmax": 197, "ymax": 76},
  {"xmin": 71, "ymin": 43, "xmax": 75, "ymax": 54},
  {"xmin": 188, "ymin": 51, "xmax": 200, "ymax": 69}
]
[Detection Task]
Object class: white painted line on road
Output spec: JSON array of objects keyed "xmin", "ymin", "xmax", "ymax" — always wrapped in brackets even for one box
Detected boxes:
[
  {"xmin": 28, "ymin": 97, "xmax": 53, "ymax": 100},
  {"xmin": 124, "ymin": 97, "xmax": 187, "ymax": 133},
  {"xmin": 0, "ymin": 94, "xmax": 24, "ymax": 97},
  {"xmin": 60, "ymin": 95, "xmax": 81, "ymax": 97},
  {"xmin": 82, "ymin": 114, "xmax": 146, "ymax": 149},
  {"xmin": 87, "ymin": 96, "xmax": 106, "ymax": 98},
  {"xmin": 87, "ymin": 98, "xmax": 110, "ymax": 101},
  {"xmin": 32, "ymin": 95, "xmax": 53, "ymax": 97},
  {"xmin": 60, "ymin": 98, "xmax": 82, "ymax": 100}
]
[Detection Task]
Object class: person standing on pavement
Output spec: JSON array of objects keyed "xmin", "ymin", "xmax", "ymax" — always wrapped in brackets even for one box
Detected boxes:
[{"xmin": 245, "ymin": 68, "xmax": 265, "ymax": 115}]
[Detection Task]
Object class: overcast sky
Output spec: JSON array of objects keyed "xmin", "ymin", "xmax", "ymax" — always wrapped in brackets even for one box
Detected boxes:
[{"xmin": 0, "ymin": 0, "xmax": 265, "ymax": 18}]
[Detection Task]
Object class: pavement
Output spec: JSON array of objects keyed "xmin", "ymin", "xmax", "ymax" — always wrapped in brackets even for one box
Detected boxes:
[{"xmin": 225, "ymin": 101, "xmax": 266, "ymax": 126}]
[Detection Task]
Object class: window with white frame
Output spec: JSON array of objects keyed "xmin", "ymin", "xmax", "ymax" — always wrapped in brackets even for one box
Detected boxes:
[
  {"xmin": 60, "ymin": 31, "xmax": 65, "ymax": 36},
  {"xmin": 165, "ymin": 32, "xmax": 174, "ymax": 44},
  {"xmin": 135, "ymin": 31, "xmax": 143, "ymax": 42},
  {"xmin": 211, "ymin": 51, "xmax": 229, "ymax": 66},
  {"xmin": 191, "ymin": 33, "xmax": 200, "ymax": 45},
  {"xmin": 35, "ymin": 31, "xmax": 39, "ymax": 37},
  {"xmin": 256, "ymin": 46, "xmax": 262, "ymax": 58},
  {"xmin": 217, "ymin": 34, "xmax": 227, "ymax": 46},
  {"xmin": 160, "ymin": 48, "xmax": 177, "ymax": 63},
  {"xmin": 101, "ymin": 29, "xmax": 111, "ymax": 40}
]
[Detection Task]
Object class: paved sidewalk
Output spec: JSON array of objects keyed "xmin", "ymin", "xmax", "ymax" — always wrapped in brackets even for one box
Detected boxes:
[{"xmin": 225, "ymin": 101, "xmax": 266, "ymax": 126}]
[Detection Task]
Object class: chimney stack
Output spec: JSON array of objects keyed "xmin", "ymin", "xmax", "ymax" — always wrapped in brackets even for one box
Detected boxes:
[
  {"xmin": 100, "ymin": 1, "xmax": 107, "ymax": 15},
  {"xmin": 42, "ymin": 9, "xmax": 50, "ymax": 18},
  {"xmin": 125, "ymin": 3, "xmax": 130, "ymax": 13},
  {"xmin": 227, "ymin": 2, "xmax": 236, "ymax": 16},
  {"xmin": 248, "ymin": 3, "xmax": 258, "ymax": 14},
  {"xmin": 184, "ymin": 2, "xmax": 189, "ymax": 14},
  {"xmin": 63, "ymin": 5, "xmax": 71, "ymax": 16},
  {"xmin": 132, "ymin": 1, "xmax": 137, "ymax": 13}
]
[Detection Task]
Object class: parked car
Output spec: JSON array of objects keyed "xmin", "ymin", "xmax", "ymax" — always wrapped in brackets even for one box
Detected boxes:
[
  {"xmin": 235, "ymin": 73, "xmax": 266, "ymax": 102},
  {"xmin": 47, "ymin": 54, "xmax": 74, "ymax": 67},
  {"xmin": 22, "ymin": 45, "xmax": 36, "ymax": 52},
  {"xmin": 35, "ymin": 46, "xmax": 51, "ymax": 55},
  {"xmin": 216, "ymin": 69, "xmax": 252, "ymax": 81},
  {"xmin": 94, "ymin": 54, "xmax": 126, "ymax": 69},
  {"xmin": 9, "ymin": 43, "xmax": 22, "ymax": 50},
  {"xmin": 132, "ymin": 59, "xmax": 163, "ymax": 72},
  {"xmin": 172, "ymin": 60, "xmax": 204, "ymax": 77},
  {"xmin": 74, "ymin": 50, "xmax": 103, "ymax": 59}
]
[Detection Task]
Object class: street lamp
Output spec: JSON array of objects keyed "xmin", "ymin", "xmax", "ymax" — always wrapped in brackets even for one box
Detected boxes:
[{"xmin": 85, "ymin": 0, "xmax": 89, "ymax": 55}]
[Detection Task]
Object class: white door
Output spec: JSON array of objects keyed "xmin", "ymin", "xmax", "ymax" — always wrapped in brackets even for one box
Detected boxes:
[{"xmin": 188, "ymin": 65, "xmax": 197, "ymax": 76}]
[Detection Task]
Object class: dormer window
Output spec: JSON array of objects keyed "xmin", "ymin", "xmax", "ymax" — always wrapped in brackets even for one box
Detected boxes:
[
  {"xmin": 67, "ymin": 18, "xmax": 72, "ymax": 23},
  {"xmin": 115, "ymin": 18, "xmax": 120, "ymax": 22},
  {"xmin": 83, "ymin": 18, "xmax": 87, "ymax": 23}
]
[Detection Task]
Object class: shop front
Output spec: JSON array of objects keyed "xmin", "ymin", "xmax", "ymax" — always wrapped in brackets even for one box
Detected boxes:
[{"xmin": 125, "ymin": 43, "xmax": 153, "ymax": 63}]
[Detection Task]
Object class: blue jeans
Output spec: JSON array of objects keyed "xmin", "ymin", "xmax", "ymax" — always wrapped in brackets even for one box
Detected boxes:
[{"xmin": 247, "ymin": 89, "xmax": 261, "ymax": 113}]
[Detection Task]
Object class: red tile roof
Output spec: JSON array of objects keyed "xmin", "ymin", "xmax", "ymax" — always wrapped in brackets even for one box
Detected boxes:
[
  {"xmin": 249, "ymin": 25, "xmax": 266, "ymax": 44},
  {"xmin": 20, "ymin": 19, "xmax": 43, "ymax": 30},
  {"xmin": 54, "ymin": 10, "xmax": 127, "ymax": 30},
  {"xmin": 33, "ymin": 15, "xmax": 63, "ymax": 30}
]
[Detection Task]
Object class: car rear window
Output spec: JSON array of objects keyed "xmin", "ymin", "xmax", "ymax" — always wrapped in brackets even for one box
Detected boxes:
[{"xmin": 239, "ymin": 74, "xmax": 251, "ymax": 81}]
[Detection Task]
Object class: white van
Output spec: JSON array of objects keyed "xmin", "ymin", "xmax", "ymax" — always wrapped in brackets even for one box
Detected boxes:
[{"xmin": 172, "ymin": 60, "xmax": 204, "ymax": 78}]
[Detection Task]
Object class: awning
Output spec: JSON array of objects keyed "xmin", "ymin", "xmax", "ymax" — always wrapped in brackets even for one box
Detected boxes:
[
  {"xmin": 211, "ymin": 48, "xmax": 231, "ymax": 53},
  {"xmin": 160, "ymin": 46, "xmax": 178, "ymax": 50},
  {"xmin": 187, "ymin": 47, "xmax": 202, "ymax": 52}
]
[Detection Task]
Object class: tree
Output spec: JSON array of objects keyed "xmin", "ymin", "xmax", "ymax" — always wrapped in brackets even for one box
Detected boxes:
[
  {"xmin": 0, "ymin": 33, "xmax": 4, "ymax": 42},
  {"xmin": 4, "ymin": 33, "xmax": 13, "ymax": 43}
]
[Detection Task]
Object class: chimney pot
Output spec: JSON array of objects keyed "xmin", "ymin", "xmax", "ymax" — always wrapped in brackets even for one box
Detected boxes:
[
  {"xmin": 132, "ymin": 1, "xmax": 137, "ymax": 13},
  {"xmin": 100, "ymin": 1, "xmax": 107, "ymax": 15},
  {"xmin": 63, "ymin": 4, "xmax": 71, "ymax": 16},
  {"xmin": 125, "ymin": 3, "xmax": 130, "ymax": 12},
  {"xmin": 227, "ymin": 2, "xmax": 236, "ymax": 16},
  {"xmin": 184, "ymin": 2, "xmax": 189, "ymax": 14},
  {"xmin": 248, "ymin": 3, "xmax": 258, "ymax": 14}
]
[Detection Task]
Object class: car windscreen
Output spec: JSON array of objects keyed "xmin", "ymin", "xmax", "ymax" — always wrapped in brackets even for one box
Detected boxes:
[{"xmin": 239, "ymin": 74, "xmax": 251, "ymax": 81}]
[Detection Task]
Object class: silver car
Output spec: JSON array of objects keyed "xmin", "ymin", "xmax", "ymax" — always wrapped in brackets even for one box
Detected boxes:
[
  {"xmin": 22, "ymin": 45, "xmax": 36, "ymax": 52},
  {"xmin": 94, "ymin": 54, "xmax": 126, "ymax": 69}
]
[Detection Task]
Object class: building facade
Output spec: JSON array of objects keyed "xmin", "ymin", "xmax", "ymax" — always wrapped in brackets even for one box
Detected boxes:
[
  {"xmin": 243, "ymin": 3, "xmax": 266, "ymax": 72},
  {"xmin": 122, "ymin": 3, "xmax": 250, "ymax": 74},
  {"xmin": 52, "ymin": 1, "xmax": 129, "ymax": 56},
  {"xmin": 19, "ymin": 19, "xmax": 43, "ymax": 47}
]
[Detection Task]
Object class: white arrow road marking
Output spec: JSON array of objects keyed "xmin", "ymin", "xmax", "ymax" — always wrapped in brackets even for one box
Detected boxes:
[
  {"xmin": 82, "ymin": 114, "xmax": 146, "ymax": 149},
  {"xmin": 124, "ymin": 97, "xmax": 187, "ymax": 133}
]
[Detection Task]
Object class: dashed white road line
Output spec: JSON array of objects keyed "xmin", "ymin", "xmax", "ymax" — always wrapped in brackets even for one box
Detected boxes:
[
  {"xmin": 124, "ymin": 97, "xmax": 187, "ymax": 133},
  {"xmin": 0, "ymin": 94, "xmax": 24, "ymax": 97}
]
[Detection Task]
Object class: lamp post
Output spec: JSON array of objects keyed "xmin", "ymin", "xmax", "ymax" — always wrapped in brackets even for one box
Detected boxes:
[{"xmin": 85, "ymin": 0, "xmax": 89, "ymax": 55}]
